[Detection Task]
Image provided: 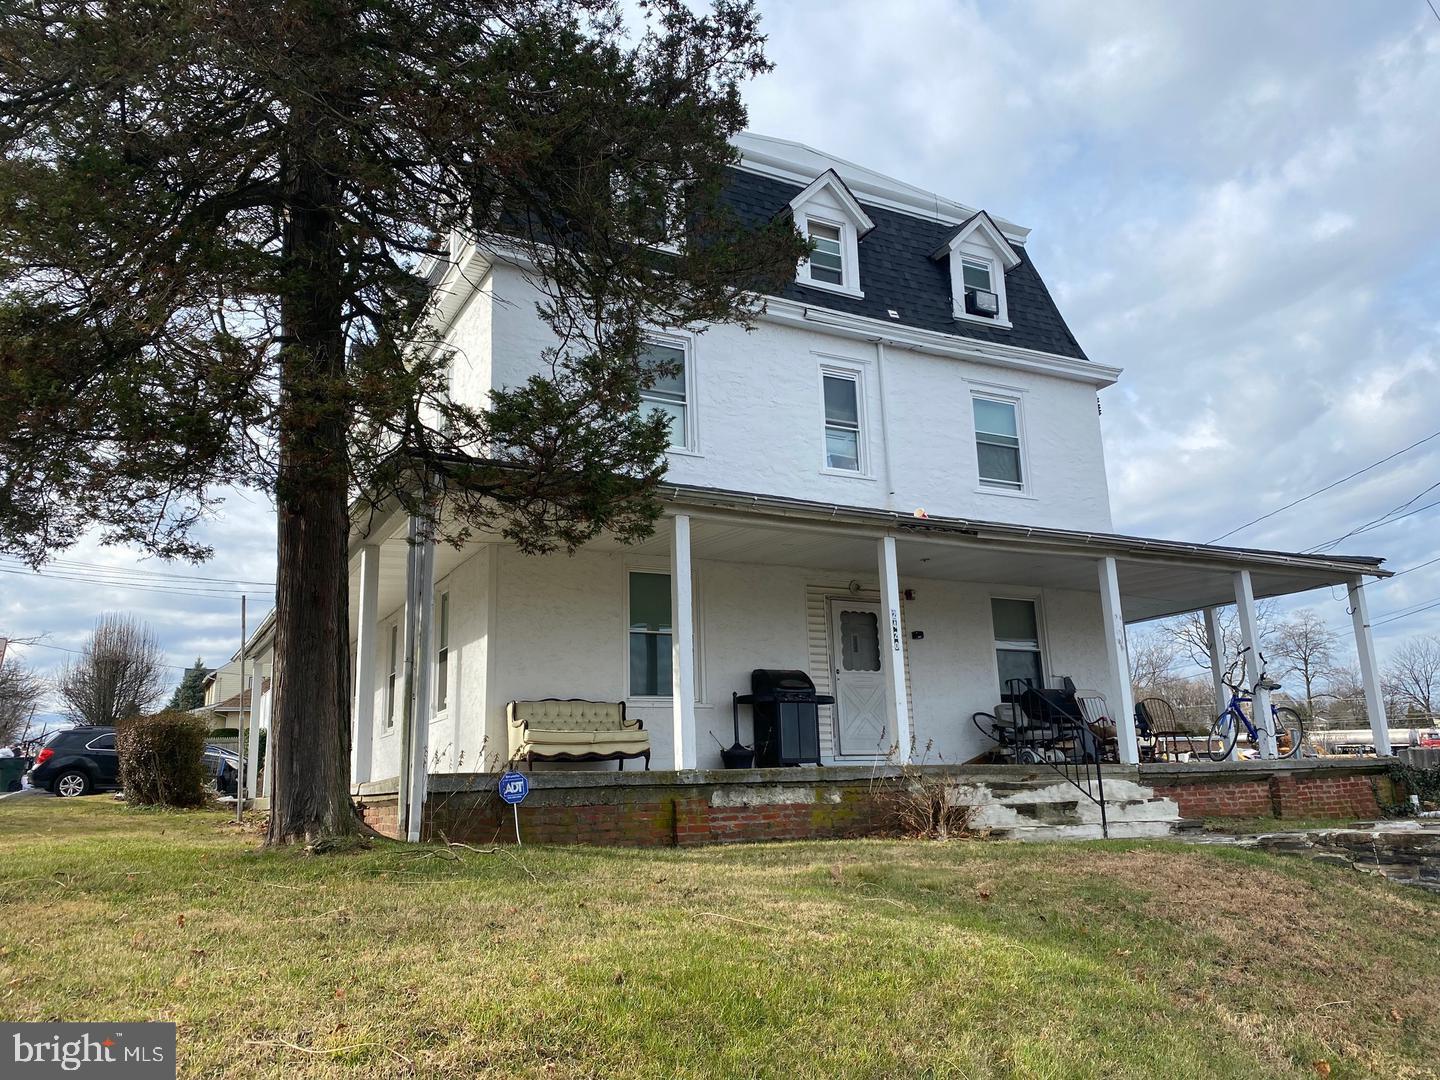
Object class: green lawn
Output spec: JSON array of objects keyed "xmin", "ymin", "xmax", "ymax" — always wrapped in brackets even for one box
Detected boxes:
[{"xmin": 1, "ymin": 797, "xmax": 1437, "ymax": 1079}]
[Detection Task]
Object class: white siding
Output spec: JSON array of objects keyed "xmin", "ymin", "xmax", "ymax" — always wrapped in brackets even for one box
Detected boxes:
[{"xmin": 477, "ymin": 262, "xmax": 1113, "ymax": 532}]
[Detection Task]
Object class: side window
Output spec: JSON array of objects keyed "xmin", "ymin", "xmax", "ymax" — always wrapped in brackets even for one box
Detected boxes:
[
  {"xmin": 821, "ymin": 368, "xmax": 866, "ymax": 474},
  {"xmin": 973, "ymin": 395, "xmax": 1024, "ymax": 490},
  {"xmin": 87, "ymin": 733, "xmax": 117, "ymax": 751},
  {"xmin": 436, "ymin": 592, "xmax": 450, "ymax": 713},
  {"xmin": 992, "ymin": 597, "xmax": 1044, "ymax": 696},
  {"xmin": 627, "ymin": 571, "xmax": 672, "ymax": 698},
  {"xmin": 385, "ymin": 624, "xmax": 399, "ymax": 729},
  {"xmin": 639, "ymin": 339, "xmax": 691, "ymax": 451}
]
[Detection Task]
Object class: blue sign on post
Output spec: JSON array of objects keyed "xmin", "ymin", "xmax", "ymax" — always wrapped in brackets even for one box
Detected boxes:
[{"xmin": 499, "ymin": 771, "xmax": 529, "ymax": 805}]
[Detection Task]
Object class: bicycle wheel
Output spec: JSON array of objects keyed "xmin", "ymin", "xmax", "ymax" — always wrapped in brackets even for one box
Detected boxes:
[
  {"xmin": 1207, "ymin": 711, "xmax": 1239, "ymax": 761},
  {"xmin": 1272, "ymin": 706, "xmax": 1308, "ymax": 759}
]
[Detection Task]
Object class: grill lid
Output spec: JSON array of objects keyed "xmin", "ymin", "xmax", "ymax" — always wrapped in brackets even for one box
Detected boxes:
[{"xmin": 750, "ymin": 668, "xmax": 817, "ymax": 696}]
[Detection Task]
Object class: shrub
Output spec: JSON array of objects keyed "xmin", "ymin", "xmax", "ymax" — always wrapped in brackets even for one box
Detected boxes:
[{"xmin": 116, "ymin": 710, "xmax": 211, "ymax": 808}]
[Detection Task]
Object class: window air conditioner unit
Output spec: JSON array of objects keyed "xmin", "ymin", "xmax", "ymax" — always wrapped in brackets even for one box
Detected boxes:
[{"xmin": 965, "ymin": 288, "xmax": 999, "ymax": 317}]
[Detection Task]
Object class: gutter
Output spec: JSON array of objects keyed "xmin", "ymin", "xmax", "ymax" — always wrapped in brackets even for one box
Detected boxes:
[{"xmin": 656, "ymin": 482, "xmax": 1390, "ymax": 579}]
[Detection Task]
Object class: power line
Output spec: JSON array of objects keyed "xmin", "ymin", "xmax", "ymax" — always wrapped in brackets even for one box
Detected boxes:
[
  {"xmin": 1308, "ymin": 491, "xmax": 1440, "ymax": 553},
  {"xmin": 1372, "ymin": 596, "xmax": 1440, "ymax": 629},
  {"xmin": 1428, "ymin": 0, "xmax": 1440, "ymax": 27},
  {"xmin": 1207, "ymin": 428, "xmax": 1440, "ymax": 543},
  {"xmin": 0, "ymin": 565, "xmax": 273, "ymax": 601},
  {"xmin": 13, "ymin": 640, "xmax": 208, "ymax": 674},
  {"xmin": 1384, "ymin": 554, "xmax": 1440, "ymax": 582},
  {"xmin": 0, "ymin": 554, "xmax": 272, "ymax": 587}
]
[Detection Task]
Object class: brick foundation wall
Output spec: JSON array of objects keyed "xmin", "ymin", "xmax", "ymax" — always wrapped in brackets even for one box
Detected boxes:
[
  {"xmin": 1145, "ymin": 762, "xmax": 1389, "ymax": 821},
  {"xmin": 350, "ymin": 761, "xmax": 1396, "ymax": 847},
  {"xmin": 354, "ymin": 766, "xmax": 906, "ymax": 848},
  {"xmin": 359, "ymin": 794, "xmax": 401, "ymax": 839}
]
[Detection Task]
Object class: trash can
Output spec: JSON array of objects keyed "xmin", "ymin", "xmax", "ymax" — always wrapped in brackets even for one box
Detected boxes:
[{"xmin": 0, "ymin": 757, "xmax": 29, "ymax": 793}]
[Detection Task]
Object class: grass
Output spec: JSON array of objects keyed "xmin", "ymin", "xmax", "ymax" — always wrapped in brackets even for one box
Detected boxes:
[{"xmin": 2, "ymin": 798, "xmax": 1438, "ymax": 1079}]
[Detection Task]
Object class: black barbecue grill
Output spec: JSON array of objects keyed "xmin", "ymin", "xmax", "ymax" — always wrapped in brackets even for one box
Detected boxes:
[{"xmin": 732, "ymin": 669, "xmax": 834, "ymax": 767}]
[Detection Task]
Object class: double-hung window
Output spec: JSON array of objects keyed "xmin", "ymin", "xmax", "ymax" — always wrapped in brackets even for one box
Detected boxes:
[
  {"xmin": 973, "ymin": 396, "xmax": 1023, "ymax": 490},
  {"xmin": 807, "ymin": 221, "xmax": 844, "ymax": 286},
  {"xmin": 385, "ymin": 624, "xmax": 398, "ymax": 728},
  {"xmin": 962, "ymin": 257, "xmax": 997, "ymax": 318},
  {"xmin": 992, "ymin": 598, "xmax": 1044, "ymax": 697},
  {"xmin": 822, "ymin": 370, "xmax": 864, "ymax": 473},
  {"xmin": 435, "ymin": 592, "xmax": 450, "ymax": 713},
  {"xmin": 628, "ymin": 571, "xmax": 672, "ymax": 698},
  {"xmin": 639, "ymin": 339, "xmax": 690, "ymax": 450}
]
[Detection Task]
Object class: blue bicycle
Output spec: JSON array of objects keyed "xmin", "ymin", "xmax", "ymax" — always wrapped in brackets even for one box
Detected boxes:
[{"xmin": 1207, "ymin": 648, "xmax": 1308, "ymax": 761}]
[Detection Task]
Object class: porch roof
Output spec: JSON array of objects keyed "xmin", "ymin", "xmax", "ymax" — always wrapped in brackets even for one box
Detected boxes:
[{"xmin": 652, "ymin": 484, "xmax": 1387, "ymax": 624}]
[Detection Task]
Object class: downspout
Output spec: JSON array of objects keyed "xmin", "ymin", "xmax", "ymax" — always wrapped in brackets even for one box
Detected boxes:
[{"xmin": 875, "ymin": 339, "xmax": 896, "ymax": 511}]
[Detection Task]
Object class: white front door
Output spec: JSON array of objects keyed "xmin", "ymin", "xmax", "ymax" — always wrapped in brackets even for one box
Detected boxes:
[{"xmin": 829, "ymin": 600, "xmax": 890, "ymax": 758}]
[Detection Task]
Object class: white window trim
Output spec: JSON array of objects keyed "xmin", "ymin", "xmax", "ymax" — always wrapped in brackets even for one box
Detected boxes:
[
  {"xmin": 622, "ymin": 557, "xmax": 706, "ymax": 706},
  {"xmin": 640, "ymin": 332, "xmax": 700, "ymax": 456},
  {"xmin": 971, "ymin": 390, "xmax": 1030, "ymax": 496},
  {"xmin": 953, "ymin": 249, "xmax": 1012, "ymax": 328},
  {"xmin": 988, "ymin": 592, "xmax": 1050, "ymax": 698},
  {"xmin": 797, "ymin": 212, "xmax": 865, "ymax": 299},
  {"xmin": 817, "ymin": 361, "xmax": 873, "ymax": 479}
]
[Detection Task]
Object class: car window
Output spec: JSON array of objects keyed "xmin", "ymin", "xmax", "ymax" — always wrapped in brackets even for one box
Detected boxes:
[{"xmin": 86, "ymin": 733, "xmax": 117, "ymax": 751}]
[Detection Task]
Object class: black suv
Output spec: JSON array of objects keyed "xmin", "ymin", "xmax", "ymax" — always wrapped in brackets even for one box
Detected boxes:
[
  {"xmin": 27, "ymin": 727, "xmax": 241, "ymax": 798},
  {"xmin": 28, "ymin": 727, "xmax": 120, "ymax": 797}
]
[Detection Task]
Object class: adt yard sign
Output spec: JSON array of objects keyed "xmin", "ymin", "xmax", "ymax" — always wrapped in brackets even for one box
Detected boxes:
[{"xmin": 499, "ymin": 771, "xmax": 529, "ymax": 805}]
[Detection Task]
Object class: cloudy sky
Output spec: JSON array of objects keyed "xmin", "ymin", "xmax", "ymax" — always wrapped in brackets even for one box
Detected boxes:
[{"xmin": 4, "ymin": 0, "xmax": 1439, "ymax": 725}]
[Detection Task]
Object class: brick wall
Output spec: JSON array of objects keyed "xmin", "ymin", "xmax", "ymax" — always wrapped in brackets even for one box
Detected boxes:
[
  {"xmin": 359, "ymin": 794, "xmax": 401, "ymax": 839},
  {"xmin": 1146, "ymin": 763, "xmax": 1387, "ymax": 821},
  {"xmin": 354, "ymin": 768, "xmax": 900, "ymax": 848}
]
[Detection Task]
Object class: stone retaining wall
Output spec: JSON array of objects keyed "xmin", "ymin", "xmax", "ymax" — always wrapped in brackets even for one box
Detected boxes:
[{"xmin": 1143, "ymin": 759, "xmax": 1392, "ymax": 820}]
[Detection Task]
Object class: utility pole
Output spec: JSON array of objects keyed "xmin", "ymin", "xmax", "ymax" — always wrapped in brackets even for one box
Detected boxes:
[{"xmin": 236, "ymin": 595, "xmax": 246, "ymax": 824}]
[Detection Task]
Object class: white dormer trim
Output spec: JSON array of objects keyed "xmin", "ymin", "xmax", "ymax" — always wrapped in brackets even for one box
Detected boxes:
[
  {"xmin": 930, "ymin": 212, "xmax": 1021, "ymax": 329},
  {"xmin": 789, "ymin": 169, "xmax": 873, "ymax": 300}
]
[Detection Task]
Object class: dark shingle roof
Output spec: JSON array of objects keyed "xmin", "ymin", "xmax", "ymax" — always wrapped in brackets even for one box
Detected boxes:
[{"xmin": 723, "ymin": 169, "xmax": 1088, "ymax": 361}]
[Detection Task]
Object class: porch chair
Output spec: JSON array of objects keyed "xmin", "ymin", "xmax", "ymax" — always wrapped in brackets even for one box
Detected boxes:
[{"xmin": 1134, "ymin": 697, "xmax": 1212, "ymax": 762}]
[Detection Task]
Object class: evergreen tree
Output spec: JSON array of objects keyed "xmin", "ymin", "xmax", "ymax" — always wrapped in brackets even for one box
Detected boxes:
[
  {"xmin": 0, "ymin": 0, "xmax": 804, "ymax": 844},
  {"xmin": 168, "ymin": 658, "xmax": 210, "ymax": 712}
]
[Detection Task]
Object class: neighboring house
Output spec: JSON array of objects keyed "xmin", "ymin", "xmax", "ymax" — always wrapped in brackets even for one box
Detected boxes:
[
  {"xmin": 343, "ymin": 133, "xmax": 1392, "ymax": 788},
  {"xmin": 193, "ymin": 611, "xmax": 275, "ymax": 796}
]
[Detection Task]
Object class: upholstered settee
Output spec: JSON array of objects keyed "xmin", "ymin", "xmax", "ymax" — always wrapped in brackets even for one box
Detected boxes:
[{"xmin": 506, "ymin": 698, "xmax": 651, "ymax": 769}]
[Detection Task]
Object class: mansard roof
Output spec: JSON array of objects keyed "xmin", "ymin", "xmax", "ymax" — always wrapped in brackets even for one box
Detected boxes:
[{"xmin": 722, "ymin": 168, "xmax": 1088, "ymax": 362}]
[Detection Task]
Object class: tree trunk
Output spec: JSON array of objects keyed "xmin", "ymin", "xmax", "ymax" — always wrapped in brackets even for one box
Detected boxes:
[{"xmin": 266, "ymin": 138, "xmax": 356, "ymax": 847}]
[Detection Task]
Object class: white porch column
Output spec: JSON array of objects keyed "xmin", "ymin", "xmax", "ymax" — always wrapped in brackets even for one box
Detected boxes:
[
  {"xmin": 245, "ymin": 671, "xmax": 261, "ymax": 798},
  {"xmin": 1097, "ymin": 556, "xmax": 1139, "ymax": 765},
  {"xmin": 1347, "ymin": 577, "xmax": 1392, "ymax": 757},
  {"xmin": 877, "ymin": 536, "xmax": 912, "ymax": 764},
  {"xmin": 406, "ymin": 533, "xmax": 436, "ymax": 842},
  {"xmin": 670, "ymin": 514, "xmax": 697, "ymax": 770},
  {"xmin": 1203, "ymin": 607, "xmax": 1229, "ymax": 717},
  {"xmin": 351, "ymin": 543, "xmax": 381, "ymax": 784},
  {"xmin": 1233, "ymin": 570, "xmax": 1275, "ymax": 757}
]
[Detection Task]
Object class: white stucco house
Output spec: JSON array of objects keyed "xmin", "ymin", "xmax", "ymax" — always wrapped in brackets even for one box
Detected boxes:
[{"xmin": 345, "ymin": 134, "xmax": 1393, "ymax": 824}]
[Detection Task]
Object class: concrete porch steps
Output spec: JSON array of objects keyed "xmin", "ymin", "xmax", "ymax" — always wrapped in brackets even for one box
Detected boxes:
[{"xmin": 965, "ymin": 777, "xmax": 1183, "ymax": 841}]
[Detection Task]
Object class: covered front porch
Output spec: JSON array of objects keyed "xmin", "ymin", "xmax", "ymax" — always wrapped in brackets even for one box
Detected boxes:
[{"xmin": 347, "ymin": 486, "xmax": 1390, "ymax": 840}]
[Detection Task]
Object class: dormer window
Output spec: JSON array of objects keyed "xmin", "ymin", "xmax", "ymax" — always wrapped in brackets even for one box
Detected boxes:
[
  {"xmin": 961, "ymin": 258, "xmax": 999, "ymax": 318},
  {"xmin": 930, "ymin": 211, "xmax": 1021, "ymax": 328},
  {"xmin": 807, "ymin": 221, "xmax": 844, "ymax": 286},
  {"xmin": 785, "ymin": 169, "xmax": 874, "ymax": 299}
]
